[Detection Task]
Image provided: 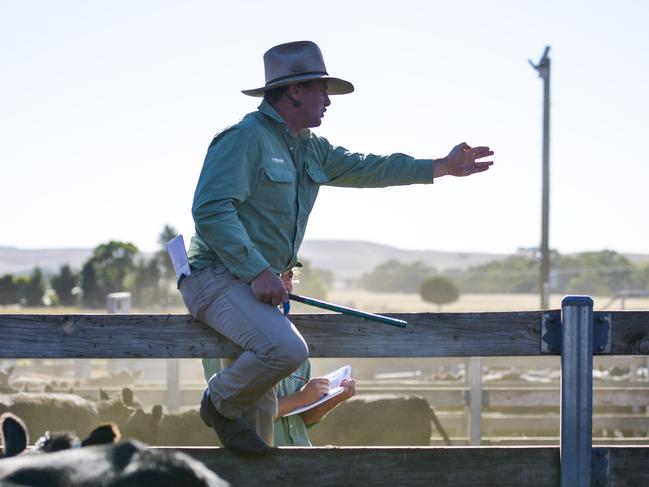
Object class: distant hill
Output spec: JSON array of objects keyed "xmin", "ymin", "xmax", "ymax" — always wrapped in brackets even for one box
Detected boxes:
[
  {"xmin": 0, "ymin": 247, "xmax": 92, "ymax": 276},
  {"xmin": 298, "ymin": 240, "xmax": 508, "ymax": 280},
  {"xmin": 1, "ymin": 242, "xmax": 647, "ymax": 281},
  {"xmin": 0, "ymin": 241, "xmax": 504, "ymax": 278}
]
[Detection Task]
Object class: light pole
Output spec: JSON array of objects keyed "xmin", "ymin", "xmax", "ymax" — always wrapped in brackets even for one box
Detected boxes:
[{"xmin": 530, "ymin": 46, "xmax": 551, "ymax": 309}]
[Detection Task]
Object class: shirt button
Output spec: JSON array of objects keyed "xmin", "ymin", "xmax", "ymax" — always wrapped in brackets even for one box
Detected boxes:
[{"xmin": 289, "ymin": 147, "xmax": 294, "ymax": 151}]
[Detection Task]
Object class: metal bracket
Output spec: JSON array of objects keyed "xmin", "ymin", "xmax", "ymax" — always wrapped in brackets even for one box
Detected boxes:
[
  {"xmin": 593, "ymin": 313, "xmax": 612, "ymax": 354},
  {"xmin": 540, "ymin": 311, "xmax": 561, "ymax": 354},
  {"xmin": 592, "ymin": 447, "xmax": 610, "ymax": 486},
  {"xmin": 540, "ymin": 311, "xmax": 611, "ymax": 355}
]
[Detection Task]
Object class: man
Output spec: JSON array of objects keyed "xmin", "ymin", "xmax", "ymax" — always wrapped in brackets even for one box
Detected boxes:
[
  {"xmin": 203, "ymin": 357, "xmax": 356, "ymax": 447},
  {"xmin": 201, "ymin": 270, "xmax": 357, "ymax": 447},
  {"xmin": 180, "ymin": 40, "xmax": 494, "ymax": 457}
]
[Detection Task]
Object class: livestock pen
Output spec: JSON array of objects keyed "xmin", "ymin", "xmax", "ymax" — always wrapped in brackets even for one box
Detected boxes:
[{"xmin": 1, "ymin": 296, "xmax": 649, "ymax": 486}]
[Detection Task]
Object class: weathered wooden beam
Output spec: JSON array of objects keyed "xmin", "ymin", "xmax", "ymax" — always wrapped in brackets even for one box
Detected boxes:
[
  {"xmin": 173, "ymin": 446, "xmax": 561, "ymax": 487},
  {"xmin": 609, "ymin": 446, "xmax": 649, "ymax": 485},
  {"xmin": 166, "ymin": 446, "xmax": 649, "ymax": 487},
  {"xmin": 0, "ymin": 311, "xmax": 547, "ymax": 358},
  {"xmin": 1, "ymin": 310, "xmax": 647, "ymax": 358},
  {"xmin": 610, "ymin": 311, "xmax": 649, "ymax": 354}
]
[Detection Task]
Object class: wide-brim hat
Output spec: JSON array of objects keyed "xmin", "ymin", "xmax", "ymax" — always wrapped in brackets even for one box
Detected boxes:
[{"xmin": 242, "ymin": 41, "xmax": 354, "ymax": 97}]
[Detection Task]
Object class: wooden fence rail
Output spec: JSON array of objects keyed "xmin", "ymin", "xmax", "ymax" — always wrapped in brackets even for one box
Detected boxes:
[
  {"xmin": 174, "ymin": 446, "xmax": 649, "ymax": 487},
  {"xmin": 1, "ymin": 309, "xmax": 648, "ymax": 358},
  {"xmin": 2, "ymin": 297, "xmax": 649, "ymax": 486}
]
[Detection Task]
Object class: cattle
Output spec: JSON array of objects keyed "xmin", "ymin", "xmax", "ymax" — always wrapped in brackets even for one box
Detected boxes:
[
  {"xmin": 0, "ymin": 440, "xmax": 229, "ymax": 486},
  {"xmin": 308, "ymin": 394, "xmax": 434, "ymax": 446},
  {"xmin": 0, "ymin": 393, "xmax": 100, "ymax": 440},
  {"xmin": 0, "ymin": 367, "xmax": 17, "ymax": 395},
  {"xmin": 96, "ymin": 388, "xmax": 142, "ymax": 427},
  {"xmin": 85, "ymin": 368, "xmax": 142, "ymax": 388},
  {"xmin": 0, "ymin": 389, "xmax": 215, "ymax": 447},
  {"xmin": 1, "ymin": 414, "xmax": 27, "ymax": 458},
  {"xmin": 116, "ymin": 393, "xmax": 435, "ymax": 447},
  {"xmin": 1, "ymin": 412, "xmax": 120, "ymax": 458},
  {"xmin": 0, "ymin": 413, "xmax": 230, "ymax": 487},
  {"xmin": 121, "ymin": 405, "xmax": 219, "ymax": 447}
]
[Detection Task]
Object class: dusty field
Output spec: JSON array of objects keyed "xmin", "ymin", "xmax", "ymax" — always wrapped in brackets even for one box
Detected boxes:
[
  {"xmin": 325, "ymin": 290, "xmax": 649, "ymax": 313},
  {"xmin": 2, "ymin": 291, "xmax": 648, "ymax": 316}
]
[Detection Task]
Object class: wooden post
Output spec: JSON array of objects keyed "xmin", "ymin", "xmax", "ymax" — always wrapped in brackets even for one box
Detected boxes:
[
  {"xmin": 530, "ymin": 46, "xmax": 552, "ymax": 309},
  {"xmin": 469, "ymin": 357, "xmax": 483, "ymax": 445},
  {"xmin": 166, "ymin": 359, "xmax": 180, "ymax": 413}
]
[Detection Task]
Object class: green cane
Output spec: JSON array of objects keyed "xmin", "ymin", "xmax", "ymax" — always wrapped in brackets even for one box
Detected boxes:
[{"xmin": 288, "ymin": 293, "xmax": 407, "ymax": 328}]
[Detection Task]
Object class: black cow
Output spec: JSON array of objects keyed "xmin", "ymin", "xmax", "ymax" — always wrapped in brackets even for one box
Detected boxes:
[
  {"xmin": 0, "ymin": 440, "xmax": 229, "ymax": 486},
  {"xmin": 0, "ymin": 413, "xmax": 229, "ymax": 487}
]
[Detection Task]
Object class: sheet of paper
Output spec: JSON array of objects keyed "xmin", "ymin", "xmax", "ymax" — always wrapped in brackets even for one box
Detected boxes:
[
  {"xmin": 166, "ymin": 234, "xmax": 191, "ymax": 280},
  {"xmin": 283, "ymin": 365, "xmax": 351, "ymax": 417}
]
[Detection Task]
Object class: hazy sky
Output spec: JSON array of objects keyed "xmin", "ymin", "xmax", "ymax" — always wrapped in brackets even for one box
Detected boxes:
[{"xmin": 2, "ymin": 0, "xmax": 647, "ymax": 255}]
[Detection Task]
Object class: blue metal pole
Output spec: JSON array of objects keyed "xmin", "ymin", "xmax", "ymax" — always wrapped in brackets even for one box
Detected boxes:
[{"xmin": 560, "ymin": 295, "xmax": 594, "ymax": 487}]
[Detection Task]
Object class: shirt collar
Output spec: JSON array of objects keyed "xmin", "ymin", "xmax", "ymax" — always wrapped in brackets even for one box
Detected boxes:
[{"xmin": 258, "ymin": 100, "xmax": 311, "ymax": 140}]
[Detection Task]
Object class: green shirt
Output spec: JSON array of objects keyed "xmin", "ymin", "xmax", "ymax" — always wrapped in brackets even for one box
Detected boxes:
[
  {"xmin": 201, "ymin": 358, "xmax": 312, "ymax": 447},
  {"xmin": 188, "ymin": 100, "xmax": 434, "ymax": 283},
  {"xmin": 273, "ymin": 360, "xmax": 313, "ymax": 447}
]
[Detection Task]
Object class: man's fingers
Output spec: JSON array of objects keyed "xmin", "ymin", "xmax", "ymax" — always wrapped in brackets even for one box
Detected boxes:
[
  {"xmin": 472, "ymin": 163, "xmax": 493, "ymax": 173},
  {"xmin": 475, "ymin": 152, "xmax": 494, "ymax": 161},
  {"xmin": 460, "ymin": 145, "xmax": 493, "ymax": 156}
]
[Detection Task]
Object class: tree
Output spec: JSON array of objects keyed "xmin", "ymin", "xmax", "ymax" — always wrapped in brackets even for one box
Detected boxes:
[
  {"xmin": 419, "ymin": 276, "xmax": 460, "ymax": 311},
  {"xmin": 80, "ymin": 241, "xmax": 138, "ymax": 308},
  {"xmin": 132, "ymin": 257, "xmax": 163, "ymax": 307},
  {"xmin": 156, "ymin": 224, "xmax": 179, "ymax": 284},
  {"xmin": 359, "ymin": 260, "xmax": 435, "ymax": 293},
  {"xmin": 0, "ymin": 274, "xmax": 20, "ymax": 305},
  {"xmin": 564, "ymin": 250, "xmax": 633, "ymax": 296},
  {"xmin": 81, "ymin": 260, "xmax": 101, "ymax": 308},
  {"xmin": 457, "ymin": 256, "xmax": 539, "ymax": 294},
  {"xmin": 24, "ymin": 268, "xmax": 46, "ymax": 307},
  {"xmin": 631, "ymin": 264, "xmax": 649, "ymax": 291},
  {"xmin": 91, "ymin": 241, "xmax": 139, "ymax": 294},
  {"xmin": 293, "ymin": 259, "xmax": 329, "ymax": 300},
  {"xmin": 51, "ymin": 265, "xmax": 79, "ymax": 306},
  {"xmin": 151, "ymin": 224, "xmax": 183, "ymax": 307}
]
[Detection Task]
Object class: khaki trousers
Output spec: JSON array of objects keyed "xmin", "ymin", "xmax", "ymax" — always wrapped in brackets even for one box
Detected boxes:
[{"xmin": 180, "ymin": 264, "xmax": 308, "ymax": 445}]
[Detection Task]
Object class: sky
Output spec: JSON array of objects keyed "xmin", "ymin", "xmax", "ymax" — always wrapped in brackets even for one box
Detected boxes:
[{"xmin": 1, "ymin": 0, "xmax": 647, "ymax": 255}]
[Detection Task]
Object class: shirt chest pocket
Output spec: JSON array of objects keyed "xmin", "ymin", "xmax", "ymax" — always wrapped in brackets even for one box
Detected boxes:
[
  {"xmin": 262, "ymin": 164, "xmax": 296, "ymax": 184},
  {"xmin": 254, "ymin": 164, "xmax": 297, "ymax": 214},
  {"xmin": 306, "ymin": 164, "xmax": 329, "ymax": 184}
]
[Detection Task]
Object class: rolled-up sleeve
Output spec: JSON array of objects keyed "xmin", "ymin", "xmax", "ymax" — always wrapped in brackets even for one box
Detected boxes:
[
  {"xmin": 311, "ymin": 136, "xmax": 434, "ymax": 188},
  {"xmin": 191, "ymin": 129, "xmax": 270, "ymax": 283}
]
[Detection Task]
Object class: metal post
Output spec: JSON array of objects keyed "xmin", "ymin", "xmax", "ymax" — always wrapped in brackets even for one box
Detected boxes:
[
  {"xmin": 468, "ymin": 357, "xmax": 482, "ymax": 445},
  {"xmin": 560, "ymin": 296, "xmax": 594, "ymax": 487},
  {"xmin": 166, "ymin": 359, "xmax": 180, "ymax": 413},
  {"xmin": 530, "ymin": 46, "xmax": 551, "ymax": 309}
]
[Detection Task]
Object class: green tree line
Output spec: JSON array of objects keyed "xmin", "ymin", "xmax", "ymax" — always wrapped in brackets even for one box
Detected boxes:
[
  {"xmin": 0, "ymin": 226, "xmax": 180, "ymax": 309},
  {"xmin": 358, "ymin": 250, "xmax": 649, "ymax": 296},
  {"xmin": 0, "ymin": 225, "xmax": 329, "ymax": 309}
]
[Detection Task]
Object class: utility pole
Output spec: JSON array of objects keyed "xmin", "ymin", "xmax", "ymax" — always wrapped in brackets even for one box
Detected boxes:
[{"xmin": 529, "ymin": 46, "xmax": 551, "ymax": 309}]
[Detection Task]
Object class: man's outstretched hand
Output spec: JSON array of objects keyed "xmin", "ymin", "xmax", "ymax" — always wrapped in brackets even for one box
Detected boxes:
[{"xmin": 434, "ymin": 142, "xmax": 494, "ymax": 178}]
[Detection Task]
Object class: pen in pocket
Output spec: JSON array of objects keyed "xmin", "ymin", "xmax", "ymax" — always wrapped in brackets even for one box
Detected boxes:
[{"xmin": 290, "ymin": 374, "xmax": 308, "ymax": 384}]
